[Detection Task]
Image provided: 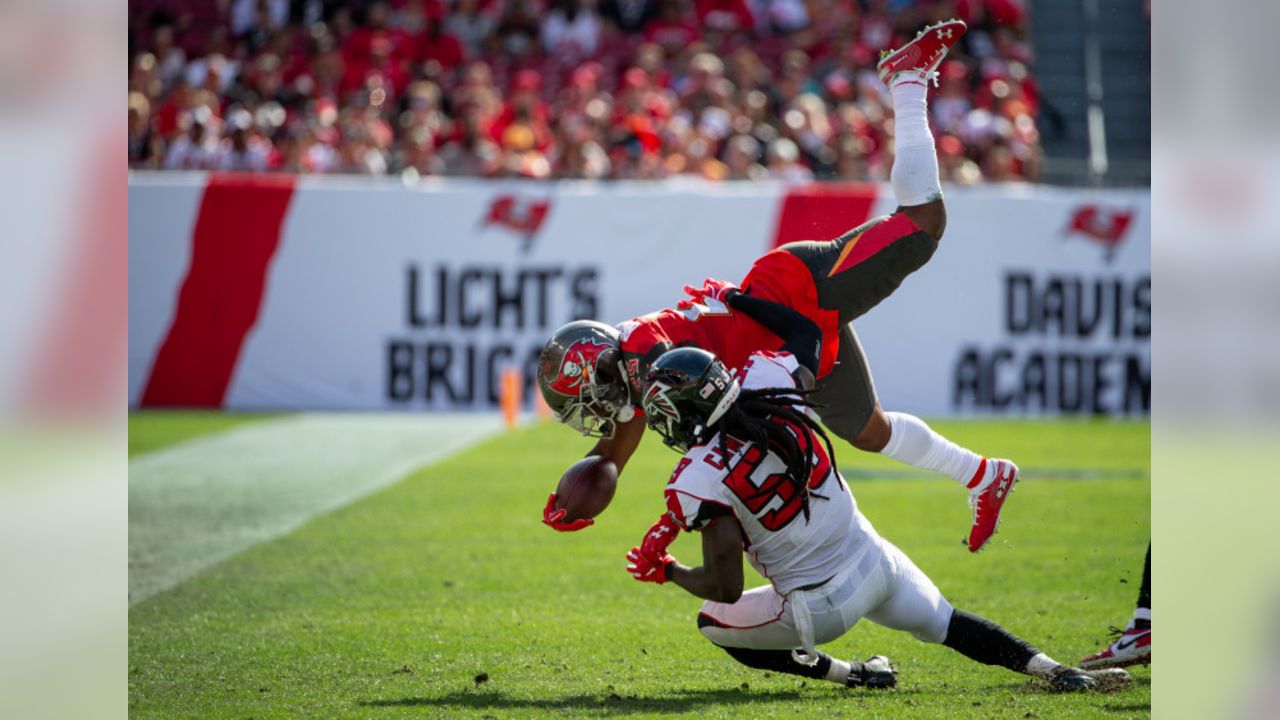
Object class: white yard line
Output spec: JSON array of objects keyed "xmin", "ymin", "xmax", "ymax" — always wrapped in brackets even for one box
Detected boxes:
[{"xmin": 128, "ymin": 413, "xmax": 501, "ymax": 605}]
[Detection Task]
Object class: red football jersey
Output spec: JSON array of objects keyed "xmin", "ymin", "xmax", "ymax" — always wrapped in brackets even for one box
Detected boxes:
[
  {"xmin": 741, "ymin": 247, "xmax": 842, "ymax": 376},
  {"xmin": 616, "ymin": 297, "xmax": 781, "ymax": 403},
  {"xmin": 615, "ymin": 249, "xmax": 845, "ymax": 407},
  {"xmin": 616, "ymin": 293, "xmax": 841, "ymax": 412}
]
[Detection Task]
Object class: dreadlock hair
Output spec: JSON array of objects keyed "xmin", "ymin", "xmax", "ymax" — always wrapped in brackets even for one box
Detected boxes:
[{"xmin": 708, "ymin": 386, "xmax": 839, "ymax": 524}]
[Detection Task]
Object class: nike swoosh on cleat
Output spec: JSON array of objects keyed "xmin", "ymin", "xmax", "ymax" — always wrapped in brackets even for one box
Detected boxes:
[{"xmin": 1113, "ymin": 633, "xmax": 1148, "ymax": 652}]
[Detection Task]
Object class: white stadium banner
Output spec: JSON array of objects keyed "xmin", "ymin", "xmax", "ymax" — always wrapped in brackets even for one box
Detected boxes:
[{"xmin": 128, "ymin": 173, "xmax": 1148, "ymax": 416}]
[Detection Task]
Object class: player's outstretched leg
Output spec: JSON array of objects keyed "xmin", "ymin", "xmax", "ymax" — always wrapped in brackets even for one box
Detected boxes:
[
  {"xmin": 812, "ymin": 326, "xmax": 1018, "ymax": 553},
  {"xmin": 1080, "ymin": 544, "xmax": 1152, "ymax": 669},
  {"xmin": 812, "ymin": 334, "xmax": 1019, "ymax": 552},
  {"xmin": 774, "ymin": 20, "xmax": 1019, "ymax": 552},
  {"xmin": 863, "ymin": 542, "xmax": 1129, "ymax": 693},
  {"xmin": 943, "ymin": 609, "xmax": 1132, "ymax": 692},
  {"xmin": 696, "ymin": 603, "xmax": 897, "ymax": 689},
  {"xmin": 707, "ymin": 644, "xmax": 897, "ymax": 689},
  {"xmin": 875, "ymin": 19, "xmax": 1019, "ymax": 553},
  {"xmin": 878, "ymin": 20, "xmax": 969, "ymax": 239},
  {"xmin": 773, "ymin": 23, "xmax": 969, "ymax": 323},
  {"xmin": 766, "ymin": 23, "xmax": 968, "ymax": 324},
  {"xmin": 876, "ymin": 412, "xmax": 1020, "ymax": 552}
]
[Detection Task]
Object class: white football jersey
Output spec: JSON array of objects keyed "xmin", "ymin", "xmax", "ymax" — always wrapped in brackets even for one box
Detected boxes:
[{"xmin": 663, "ymin": 352, "xmax": 881, "ymax": 594}]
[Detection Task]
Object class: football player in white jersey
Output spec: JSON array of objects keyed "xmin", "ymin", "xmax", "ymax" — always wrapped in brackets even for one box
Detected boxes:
[{"xmin": 625, "ymin": 344, "xmax": 1131, "ymax": 692}]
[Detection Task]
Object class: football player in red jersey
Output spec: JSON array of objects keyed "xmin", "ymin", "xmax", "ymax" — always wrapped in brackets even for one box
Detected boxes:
[{"xmin": 538, "ymin": 20, "xmax": 1018, "ymax": 552}]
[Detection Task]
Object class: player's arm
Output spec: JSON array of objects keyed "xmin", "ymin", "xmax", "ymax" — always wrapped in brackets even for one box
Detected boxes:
[
  {"xmin": 628, "ymin": 508, "xmax": 745, "ymax": 602},
  {"xmin": 627, "ymin": 491, "xmax": 747, "ymax": 599},
  {"xmin": 667, "ymin": 516, "xmax": 745, "ymax": 603},
  {"xmin": 725, "ymin": 291, "xmax": 821, "ymax": 387},
  {"xmin": 544, "ymin": 415, "xmax": 645, "ymax": 532},
  {"xmin": 585, "ymin": 412, "xmax": 645, "ymax": 472}
]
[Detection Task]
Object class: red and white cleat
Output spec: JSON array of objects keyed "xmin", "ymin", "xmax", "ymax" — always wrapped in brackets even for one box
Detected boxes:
[
  {"xmin": 877, "ymin": 19, "xmax": 968, "ymax": 86},
  {"xmin": 1079, "ymin": 626, "xmax": 1152, "ymax": 669},
  {"xmin": 967, "ymin": 458, "xmax": 1018, "ymax": 552}
]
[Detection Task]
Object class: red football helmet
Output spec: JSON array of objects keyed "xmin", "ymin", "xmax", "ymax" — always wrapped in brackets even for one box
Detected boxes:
[{"xmin": 537, "ymin": 321, "xmax": 633, "ymax": 437}]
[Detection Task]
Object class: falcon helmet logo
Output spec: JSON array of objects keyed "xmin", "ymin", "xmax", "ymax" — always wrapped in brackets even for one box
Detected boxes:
[{"xmin": 642, "ymin": 381, "xmax": 681, "ymax": 426}]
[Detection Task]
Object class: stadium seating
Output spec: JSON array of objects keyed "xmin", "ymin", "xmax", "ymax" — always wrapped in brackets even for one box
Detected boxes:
[{"xmin": 128, "ymin": 0, "xmax": 1046, "ymax": 182}]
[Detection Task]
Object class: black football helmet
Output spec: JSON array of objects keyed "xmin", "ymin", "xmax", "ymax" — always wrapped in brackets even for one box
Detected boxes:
[
  {"xmin": 537, "ymin": 320, "xmax": 633, "ymax": 438},
  {"xmin": 641, "ymin": 347, "xmax": 741, "ymax": 452}
]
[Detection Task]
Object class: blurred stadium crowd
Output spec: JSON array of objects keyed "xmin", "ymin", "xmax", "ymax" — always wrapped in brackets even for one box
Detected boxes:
[{"xmin": 128, "ymin": 0, "xmax": 1041, "ymax": 182}]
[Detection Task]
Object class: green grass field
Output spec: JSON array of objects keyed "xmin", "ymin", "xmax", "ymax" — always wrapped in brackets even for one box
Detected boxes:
[
  {"xmin": 128, "ymin": 416, "xmax": 1150, "ymax": 719},
  {"xmin": 127, "ymin": 412, "xmax": 278, "ymax": 458}
]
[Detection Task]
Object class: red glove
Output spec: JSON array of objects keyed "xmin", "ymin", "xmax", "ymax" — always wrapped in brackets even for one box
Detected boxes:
[
  {"xmin": 542, "ymin": 493, "xmax": 594, "ymax": 532},
  {"xmin": 677, "ymin": 278, "xmax": 739, "ymax": 310},
  {"xmin": 626, "ymin": 546, "xmax": 675, "ymax": 584},
  {"xmin": 640, "ymin": 513, "xmax": 681, "ymax": 557}
]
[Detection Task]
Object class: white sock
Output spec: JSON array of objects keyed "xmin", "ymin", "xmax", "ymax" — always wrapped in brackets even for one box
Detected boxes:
[
  {"xmin": 1132, "ymin": 607, "xmax": 1151, "ymax": 626},
  {"xmin": 880, "ymin": 412, "xmax": 990, "ymax": 490},
  {"xmin": 1024, "ymin": 652, "xmax": 1061, "ymax": 680},
  {"xmin": 824, "ymin": 658, "xmax": 853, "ymax": 684},
  {"xmin": 888, "ymin": 73, "xmax": 942, "ymax": 207}
]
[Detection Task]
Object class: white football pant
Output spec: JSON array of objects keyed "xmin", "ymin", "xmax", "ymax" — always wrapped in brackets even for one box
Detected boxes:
[{"xmin": 697, "ymin": 538, "xmax": 953, "ymax": 650}]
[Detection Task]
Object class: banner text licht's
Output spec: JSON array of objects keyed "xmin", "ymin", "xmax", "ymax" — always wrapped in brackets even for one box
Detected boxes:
[{"xmin": 128, "ymin": 175, "xmax": 1149, "ymax": 416}]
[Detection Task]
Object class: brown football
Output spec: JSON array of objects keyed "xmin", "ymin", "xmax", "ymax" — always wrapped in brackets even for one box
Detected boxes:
[{"xmin": 554, "ymin": 456, "xmax": 619, "ymax": 522}]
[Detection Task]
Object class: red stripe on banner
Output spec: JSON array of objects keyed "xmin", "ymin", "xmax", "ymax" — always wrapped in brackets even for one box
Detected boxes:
[
  {"xmin": 21, "ymin": 130, "xmax": 127, "ymax": 418},
  {"xmin": 140, "ymin": 173, "xmax": 297, "ymax": 407},
  {"xmin": 770, "ymin": 183, "xmax": 880, "ymax": 248}
]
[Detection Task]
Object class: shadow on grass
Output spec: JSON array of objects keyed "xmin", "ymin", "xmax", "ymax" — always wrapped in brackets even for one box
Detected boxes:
[
  {"xmin": 1103, "ymin": 702, "xmax": 1152, "ymax": 714},
  {"xmin": 359, "ymin": 687, "xmax": 910, "ymax": 714},
  {"xmin": 986, "ymin": 673, "xmax": 1150, "ymax": 695}
]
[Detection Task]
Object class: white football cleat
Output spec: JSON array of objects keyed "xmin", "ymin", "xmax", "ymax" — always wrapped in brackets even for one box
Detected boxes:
[{"xmin": 1080, "ymin": 626, "xmax": 1151, "ymax": 669}]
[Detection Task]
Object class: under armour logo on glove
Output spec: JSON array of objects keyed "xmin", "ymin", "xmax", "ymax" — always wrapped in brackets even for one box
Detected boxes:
[{"xmin": 639, "ymin": 513, "xmax": 681, "ymax": 556}]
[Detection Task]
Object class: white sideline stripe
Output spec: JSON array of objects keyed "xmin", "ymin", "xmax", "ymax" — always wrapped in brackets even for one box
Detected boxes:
[{"xmin": 128, "ymin": 413, "xmax": 501, "ymax": 605}]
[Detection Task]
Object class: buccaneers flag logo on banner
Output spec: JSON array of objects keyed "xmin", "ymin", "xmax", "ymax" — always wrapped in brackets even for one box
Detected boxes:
[
  {"xmin": 481, "ymin": 195, "xmax": 551, "ymax": 252},
  {"xmin": 1064, "ymin": 205, "xmax": 1134, "ymax": 262}
]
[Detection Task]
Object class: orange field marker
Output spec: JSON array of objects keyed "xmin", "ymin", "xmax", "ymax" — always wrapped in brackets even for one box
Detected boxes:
[{"xmin": 500, "ymin": 367, "xmax": 522, "ymax": 429}]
